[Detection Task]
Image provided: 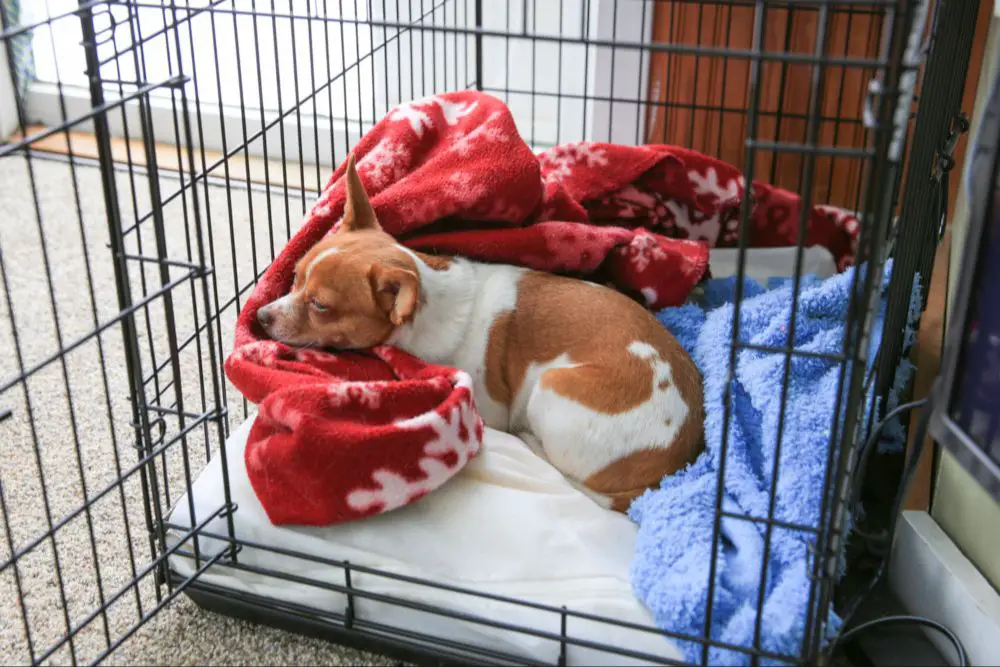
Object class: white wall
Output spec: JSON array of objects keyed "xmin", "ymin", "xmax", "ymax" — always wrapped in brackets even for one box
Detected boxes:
[{"xmin": 474, "ymin": 0, "xmax": 651, "ymax": 146}]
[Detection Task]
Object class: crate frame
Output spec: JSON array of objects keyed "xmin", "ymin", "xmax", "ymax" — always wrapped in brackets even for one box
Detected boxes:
[{"xmin": 0, "ymin": 0, "xmax": 977, "ymax": 664}]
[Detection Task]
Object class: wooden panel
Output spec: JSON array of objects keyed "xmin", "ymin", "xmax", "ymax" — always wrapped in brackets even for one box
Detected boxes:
[
  {"xmin": 645, "ymin": 0, "xmax": 989, "ymax": 218},
  {"xmin": 645, "ymin": 3, "xmax": 754, "ymax": 165},
  {"xmin": 645, "ymin": 3, "xmax": 882, "ymax": 210}
]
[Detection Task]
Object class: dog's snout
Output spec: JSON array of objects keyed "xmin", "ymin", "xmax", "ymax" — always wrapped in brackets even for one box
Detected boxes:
[{"xmin": 256, "ymin": 307, "xmax": 273, "ymax": 328}]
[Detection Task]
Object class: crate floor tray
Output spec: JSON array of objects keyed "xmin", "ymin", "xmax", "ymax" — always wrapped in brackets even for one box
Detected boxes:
[{"xmin": 166, "ymin": 417, "xmax": 682, "ymax": 666}]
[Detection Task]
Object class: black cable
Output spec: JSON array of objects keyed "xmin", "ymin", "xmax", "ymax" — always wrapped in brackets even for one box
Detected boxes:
[
  {"xmin": 849, "ymin": 397, "xmax": 928, "ymax": 544},
  {"xmin": 831, "ymin": 379, "xmax": 969, "ymax": 666},
  {"xmin": 833, "ymin": 615, "xmax": 970, "ymax": 667},
  {"xmin": 880, "ymin": 386, "xmax": 935, "ymax": 552}
]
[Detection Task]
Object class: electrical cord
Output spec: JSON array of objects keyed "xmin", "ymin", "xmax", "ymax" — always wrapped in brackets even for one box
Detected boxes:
[
  {"xmin": 848, "ymin": 398, "xmax": 928, "ymax": 544},
  {"xmin": 834, "ymin": 615, "xmax": 970, "ymax": 666},
  {"xmin": 831, "ymin": 380, "xmax": 970, "ymax": 666}
]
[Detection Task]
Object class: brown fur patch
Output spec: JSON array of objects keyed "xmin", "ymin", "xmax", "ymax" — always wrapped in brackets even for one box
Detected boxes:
[
  {"xmin": 488, "ymin": 272, "xmax": 695, "ymax": 415},
  {"xmin": 582, "ymin": 374, "xmax": 704, "ymax": 509},
  {"xmin": 484, "ymin": 312, "xmax": 514, "ymax": 405},
  {"xmin": 539, "ymin": 364, "xmax": 655, "ymax": 415},
  {"xmin": 582, "ymin": 338, "xmax": 704, "ymax": 506},
  {"xmin": 414, "ymin": 251, "xmax": 455, "ymax": 271}
]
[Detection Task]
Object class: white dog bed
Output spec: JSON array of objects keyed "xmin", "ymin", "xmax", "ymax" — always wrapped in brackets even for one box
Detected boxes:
[
  {"xmin": 167, "ymin": 417, "xmax": 682, "ymax": 666},
  {"xmin": 708, "ymin": 244, "xmax": 837, "ymax": 285}
]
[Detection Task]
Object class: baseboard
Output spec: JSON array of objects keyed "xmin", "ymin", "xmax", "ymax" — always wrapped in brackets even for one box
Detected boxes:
[{"xmin": 889, "ymin": 511, "xmax": 1000, "ymax": 665}]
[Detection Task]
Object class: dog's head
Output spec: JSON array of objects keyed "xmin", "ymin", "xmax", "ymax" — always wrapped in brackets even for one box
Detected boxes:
[{"xmin": 255, "ymin": 154, "xmax": 420, "ymax": 349}]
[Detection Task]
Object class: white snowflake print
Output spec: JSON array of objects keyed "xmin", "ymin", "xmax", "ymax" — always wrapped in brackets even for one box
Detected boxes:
[
  {"xmin": 689, "ymin": 168, "xmax": 743, "ymax": 205},
  {"xmin": 386, "ymin": 96, "xmax": 478, "ymax": 138},
  {"xmin": 480, "ymin": 198, "xmax": 527, "ymax": 221},
  {"xmin": 628, "ymin": 232, "xmax": 668, "ymax": 272},
  {"xmin": 388, "ymin": 101, "xmax": 433, "ymax": 137},
  {"xmin": 614, "ymin": 185, "xmax": 657, "ymax": 209},
  {"xmin": 720, "ymin": 213, "xmax": 741, "ymax": 244},
  {"xmin": 233, "ymin": 340, "xmax": 283, "ymax": 367},
  {"xmin": 607, "ymin": 185, "xmax": 677, "ymax": 226},
  {"xmin": 262, "ymin": 394, "xmax": 305, "ymax": 432},
  {"xmin": 540, "ymin": 142, "xmax": 609, "ymax": 182},
  {"xmin": 360, "ymin": 139, "xmax": 410, "ymax": 190},
  {"xmin": 666, "ymin": 200, "xmax": 722, "ymax": 245},
  {"xmin": 451, "ymin": 111, "xmax": 508, "ymax": 157},
  {"xmin": 345, "ymin": 397, "xmax": 483, "ymax": 513},
  {"xmin": 395, "ymin": 196, "xmax": 446, "ymax": 226},
  {"xmin": 328, "ymin": 381, "xmax": 383, "ymax": 409},
  {"xmin": 453, "ymin": 370, "xmax": 474, "ymax": 392},
  {"xmin": 680, "ymin": 247, "xmax": 706, "ymax": 273},
  {"xmin": 442, "ymin": 170, "xmax": 488, "ymax": 207},
  {"xmin": 815, "ymin": 204, "xmax": 860, "ymax": 236},
  {"xmin": 435, "ymin": 96, "xmax": 479, "ymax": 125},
  {"xmin": 306, "ymin": 198, "xmax": 333, "ymax": 225},
  {"xmin": 520, "ymin": 225, "xmax": 607, "ymax": 271}
]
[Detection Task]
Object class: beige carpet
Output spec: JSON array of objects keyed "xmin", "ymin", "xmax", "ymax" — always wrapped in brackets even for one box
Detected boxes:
[{"xmin": 0, "ymin": 155, "xmax": 394, "ymax": 666}]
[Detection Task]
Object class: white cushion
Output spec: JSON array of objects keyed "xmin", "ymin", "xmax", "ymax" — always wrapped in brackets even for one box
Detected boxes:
[
  {"xmin": 709, "ymin": 245, "xmax": 838, "ymax": 285},
  {"xmin": 167, "ymin": 417, "xmax": 682, "ymax": 666}
]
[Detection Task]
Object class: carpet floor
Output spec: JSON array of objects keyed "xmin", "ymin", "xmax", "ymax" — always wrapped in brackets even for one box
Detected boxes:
[{"xmin": 0, "ymin": 154, "xmax": 394, "ymax": 666}]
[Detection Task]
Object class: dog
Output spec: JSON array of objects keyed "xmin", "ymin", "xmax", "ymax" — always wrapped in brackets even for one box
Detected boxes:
[{"xmin": 256, "ymin": 155, "xmax": 705, "ymax": 511}]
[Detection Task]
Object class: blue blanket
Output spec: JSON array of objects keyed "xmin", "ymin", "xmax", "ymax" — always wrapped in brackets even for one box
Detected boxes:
[{"xmin": 629, "ymin": 261, "xmax": 918, "ymax": 665}]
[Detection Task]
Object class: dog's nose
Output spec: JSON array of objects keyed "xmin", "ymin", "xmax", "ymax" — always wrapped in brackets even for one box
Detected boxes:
[{"xmin": 256, "ymin": 307, "xmax": 273, "ymax": 328}]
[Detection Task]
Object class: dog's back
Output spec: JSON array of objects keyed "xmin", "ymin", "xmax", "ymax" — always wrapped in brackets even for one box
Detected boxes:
[{"xmin": 477, "ymin": 269, "xmax": 704, "ymax": 510}]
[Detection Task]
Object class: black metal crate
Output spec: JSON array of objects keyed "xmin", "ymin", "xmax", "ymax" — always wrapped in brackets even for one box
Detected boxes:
[{"xmin": 0, "ymin": 0, "xmax": 978, "ymax": 664}]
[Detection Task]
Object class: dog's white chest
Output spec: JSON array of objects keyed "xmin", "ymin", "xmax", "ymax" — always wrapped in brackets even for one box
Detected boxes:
[{"xmin": 389, "ymin": 259, "xmax": 525, "ymax": 430}]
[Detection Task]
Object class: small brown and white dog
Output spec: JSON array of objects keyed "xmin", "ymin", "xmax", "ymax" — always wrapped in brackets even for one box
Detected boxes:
[{"xmin": 256, "ymin": 156, "xmax": 705, "ymax": 511}]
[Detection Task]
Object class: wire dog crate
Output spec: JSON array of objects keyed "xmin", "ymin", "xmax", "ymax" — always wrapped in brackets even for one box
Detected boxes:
[{"xmin": 0, "ymin": 0, "xmax": 980, "ymax": 665}]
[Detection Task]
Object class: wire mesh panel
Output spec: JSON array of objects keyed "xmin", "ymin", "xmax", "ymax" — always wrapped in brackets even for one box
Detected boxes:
[{"xmin": 0, "ymin": 0, "xmax": 951, "ymax": 665}]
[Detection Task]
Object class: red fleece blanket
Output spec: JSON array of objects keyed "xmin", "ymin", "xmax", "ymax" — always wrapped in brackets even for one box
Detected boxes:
[{"xmin": 226, "ymin": 91, "xmax": 860, "ymax": 527}]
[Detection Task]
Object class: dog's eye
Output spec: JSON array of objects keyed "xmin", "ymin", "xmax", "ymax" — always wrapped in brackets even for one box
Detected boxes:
[{"xmin": 309, "ymin": 299, "xmax": 329, "ymax": 312}]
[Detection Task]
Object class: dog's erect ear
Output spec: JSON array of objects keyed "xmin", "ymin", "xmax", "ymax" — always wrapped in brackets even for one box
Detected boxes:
[
  {"xmin": 340, "ymin": 153, "xmax": 381, "ymax": 232},
  {"xmin": 369, "ymin": 263, "xmax": 419, "ymax": 326}
]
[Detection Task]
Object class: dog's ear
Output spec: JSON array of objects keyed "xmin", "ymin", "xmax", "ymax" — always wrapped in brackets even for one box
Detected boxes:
[
  {"xmin": 369, "ymin": 263, "xmax": 419, "ymax": 326},
  {"xmin": 340, "ymin": 153, "xmax": 381, "ymax": 232}
]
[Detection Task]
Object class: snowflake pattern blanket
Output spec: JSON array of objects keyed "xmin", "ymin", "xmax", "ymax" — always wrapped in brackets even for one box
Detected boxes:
[{"xmin": 226, "ymin": 90, "xmax": 860, "ymax": 527}]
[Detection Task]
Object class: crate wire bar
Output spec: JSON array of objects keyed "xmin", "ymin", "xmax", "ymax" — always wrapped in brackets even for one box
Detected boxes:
[{"xmin": 0, "ymin": 0, "xmax": 968, "ymax": 665}]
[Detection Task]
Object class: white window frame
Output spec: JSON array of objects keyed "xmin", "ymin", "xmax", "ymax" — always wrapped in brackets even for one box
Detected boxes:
[
  {"xmin": 22, "ymin": 0, "xmax": 651, "ymax": 170},
  {"xmin": 0, "ymin": 40, "xmax": 18, "ymax": 140}
]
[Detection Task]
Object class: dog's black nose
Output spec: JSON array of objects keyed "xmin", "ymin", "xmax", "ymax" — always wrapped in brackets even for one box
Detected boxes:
[{"xmin": 256, "ymin": 308, "xmax": 273, "ymax": 327}]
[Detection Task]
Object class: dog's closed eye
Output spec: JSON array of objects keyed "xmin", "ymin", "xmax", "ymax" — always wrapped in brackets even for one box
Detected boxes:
[{"xmin": 309, "ymin": 299, "xmax": 329, "ymax": 312}]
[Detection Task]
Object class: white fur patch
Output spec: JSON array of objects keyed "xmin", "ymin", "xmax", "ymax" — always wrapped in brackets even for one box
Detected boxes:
[
  {"xmin": 262, "ymin": 293, "xmax": 302, "ymax": 342},
  {"xmin": 305, "ymin": 246, "xmax": 340, "ymax": 282},
  {"xmin": 389, "ymin": 257, "xmax": 525, "ymax": 432},
  {"xmin": 523, "ymin": 341, "xmax": 689, "ymax": 482},
  {"xmin": 388, "ymin": 252, "xmax": 478, "ymax": 363},
  {"xmin": 509, "ymin": 353, "xmax": 578, "ymax": 432}
]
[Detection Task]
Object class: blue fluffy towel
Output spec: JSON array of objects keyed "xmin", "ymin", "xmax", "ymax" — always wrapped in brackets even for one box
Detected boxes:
[{"xmin": 630, "ymin": 261, "xmax": 914, "ymax": 665}]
